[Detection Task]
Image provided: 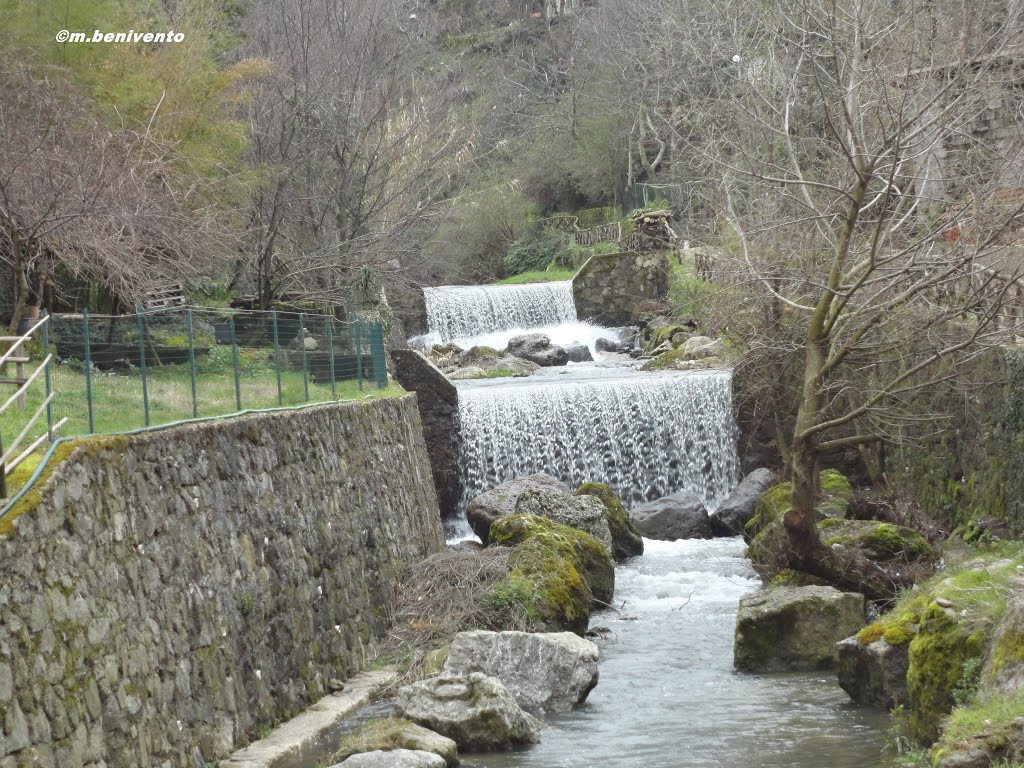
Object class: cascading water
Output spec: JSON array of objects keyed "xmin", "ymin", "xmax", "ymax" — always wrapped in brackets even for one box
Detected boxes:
[
  {"xmin": 423, "ymin": 282, "xmax": 605, "ymax": 350},
  {"xmin": 457, "ymin": 368, "xmax": 739, "ymax": 512},
  {"xmin": 424, "ymin": 282, "xmax": 578, "ymax": 339}
]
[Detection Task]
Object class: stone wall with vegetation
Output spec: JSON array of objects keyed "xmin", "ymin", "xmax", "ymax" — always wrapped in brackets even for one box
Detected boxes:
[
  {"xmin": 572, "ymin": 251, "xmax": 669, "ymax": 326},
  {"xmin": 894, "ymin": 348, "xmax": 1024, "ymax": 535},
  {"xmin": 0, "ymin": 396, "xmax": 444, "ymax": 768}
]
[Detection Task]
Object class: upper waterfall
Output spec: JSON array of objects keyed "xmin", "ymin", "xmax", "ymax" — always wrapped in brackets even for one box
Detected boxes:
[
  {"xmin": 424, "ymin": 281, "xmax": 578, "ymax": 343},
  {"xmin": 457, "ymin": 368, "xmax": 739, "ymax": 513}
]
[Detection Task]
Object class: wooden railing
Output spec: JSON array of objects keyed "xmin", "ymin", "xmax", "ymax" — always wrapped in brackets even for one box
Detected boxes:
[
  {"xmin": 0, "ymin": 315, "xmax": 67, "ymax": 498},
  {"xmin": 574, "ymin": 222, "xmax": 622, "ymax": 247}
]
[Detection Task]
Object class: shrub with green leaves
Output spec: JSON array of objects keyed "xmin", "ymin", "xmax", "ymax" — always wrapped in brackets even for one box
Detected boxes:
[{"xmin": 504, "ymin": 230, "xmax": 580, "ymax": 276}]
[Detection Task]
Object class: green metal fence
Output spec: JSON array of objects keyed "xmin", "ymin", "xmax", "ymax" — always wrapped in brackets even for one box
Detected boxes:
[{"xmin": 1, "ymin": 305, "xmax": 388, "ymax": 467}]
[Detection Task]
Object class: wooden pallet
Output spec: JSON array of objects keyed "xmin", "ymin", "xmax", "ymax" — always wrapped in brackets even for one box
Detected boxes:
[{"xmin": 144, "ymin": 283, "xmax": 186, "ymax": 309}]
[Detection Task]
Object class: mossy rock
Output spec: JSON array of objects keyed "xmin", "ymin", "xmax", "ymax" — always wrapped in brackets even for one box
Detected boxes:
[
  {"xmin": 928, "ymin": 688, "xmax": 1024, "ymax": 767},
  {"xmin": 907, "ymin": 603, "xmax": 988, "ymax": 744},
  {"xmin": 333, "ymin": 717, "xmax": 458, "ymax": 766},
  {"xmin": 745, "ymin": 469, "xmax": 853, "ymax": 542},
  {"xmin": 643, "ymin": 323, "xmax": 687, "ymax": 352},
  {"xmin": 817, "ymin": 469, "xmax": 854, "ymax": 517},
  {"xmin": 488, "ymin": 514, "xmax": 614, "ymax": 635},
  {"xmin": 767, "ymin": 568, "xmax": 830, "ymax": 589},
  {"xmin": 574, "ymin": 482, "xmax": 644, "ymax": 561},
  {"xmin": 734, "ymin": 586, "xmax": 865, "ymax": 672},
  {"xmin": 640, "ymin": 349, "xmax": 727, "ymax": 372},
  {"xmin": 822, "ymin": 520, "xmax": 935, "ymax": 562},
  {"xmin": 746, "ymin": 472, "xmax": 935, "ymax": 600}
]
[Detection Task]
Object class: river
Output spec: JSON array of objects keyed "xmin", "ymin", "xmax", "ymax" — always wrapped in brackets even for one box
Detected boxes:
[{"xmin": 460, "ymin": 537, "xmax": 890, "ymax": 768}]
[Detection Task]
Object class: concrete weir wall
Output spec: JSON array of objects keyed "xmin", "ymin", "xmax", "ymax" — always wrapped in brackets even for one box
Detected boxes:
[
  {"xmin": 390, "ymin": 350, "xmax": 462, "ymax": 520},
  {"xmin": 0, "ymin": 396, "xmax": 444, "ymax": 768}
]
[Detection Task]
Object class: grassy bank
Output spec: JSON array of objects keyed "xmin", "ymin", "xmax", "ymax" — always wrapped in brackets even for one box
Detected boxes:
[{"xmin": 492, "ymin": 268, "xmax": 576, "ymax": 285}]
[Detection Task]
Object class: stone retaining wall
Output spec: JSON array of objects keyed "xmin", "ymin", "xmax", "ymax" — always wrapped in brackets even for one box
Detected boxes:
[
  {"xmin": 572, "ymin": 251, "xmax": 669, "ymax": 326},
  {"xmin": 0, "ymin": 396, "xmax": 444, "ymax": 768}
]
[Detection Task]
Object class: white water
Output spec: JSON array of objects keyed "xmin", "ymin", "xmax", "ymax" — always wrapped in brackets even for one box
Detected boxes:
[
  {"xmin": 457, "ymin": 368, "xmax": 739, "ymax": 513},
  {"xmin": 423, "ymin": 282, "xmax": 580, "ymax": 346},
  {"xmin": 463, "ymin": 537, "xmax": 889, "ymax": 768}
]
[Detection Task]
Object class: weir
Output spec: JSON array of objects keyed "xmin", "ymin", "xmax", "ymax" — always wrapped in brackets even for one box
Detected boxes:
[
  {"xmin": 423, "ymin": 281, "xmax": 579, "ymax": 343},
  {"xmin": 457, "ymin": 369, "xmax": 739, "ymax": 511}
]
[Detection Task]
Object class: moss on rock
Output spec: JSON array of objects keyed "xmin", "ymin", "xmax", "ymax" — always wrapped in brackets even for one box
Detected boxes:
[
  {"xmin": 823, "ymin": 520, "xmax": 935, "ymax": 562},
  {"xmin": 854, "ymin": 552, "xmax": 1024, "ymax": 750},
  {"xmin": 746, "ymin": 469, "xmax": 853, "ymax": 543},
  {"xmin": 489, "ymin": 514, "xmax": 614, "ymax": 634},
  {"xmin": 0, "ymin": 437, "xmax": 113, "ymax": 537},
  {"xmin": 746, "ymin": 470, "xmax": 936, "ymax": 599},
  {"xmin": 929, "ymin": 688, "xmax": 1024, "ymax": 766},
  {"xmin": 907, "ymin": 602, "xmax": 988, "ymax": 744},
  {"xmin": 574, "ymin": 482, "xmax": 644, "ymax": 561},
  {"xmin": 333, "ymin": 717, "xmax": 459, "ymax": 766},
  {"xmin": 734, "ymin": 586, "xmax": 865, "ymax": 672}
]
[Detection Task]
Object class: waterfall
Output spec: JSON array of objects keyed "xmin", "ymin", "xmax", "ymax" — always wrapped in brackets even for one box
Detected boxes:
[
  {"xmin": 424, "ymin": 282, "xmax": 579, "ymax": 343},
  {"xmin": 457, "ymin": 369, "xmax": 739, "ymax": 512}
]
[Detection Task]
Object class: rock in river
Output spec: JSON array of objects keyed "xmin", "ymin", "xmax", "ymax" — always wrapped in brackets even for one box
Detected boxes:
[
  {"xmin": 505, "ymin": 333, "xmax": 569, "ymax": 367},
  {"xmin": 333, "ymin": 749, "xmax": 447, "ymax": 768},
  {"xmin": 395, "ymin": 672, "xmax": 542, "ymax": 752},
  {"xmin": 629, "ymin": 491, "xmax": 713, "ymax": 540},
  {"xmin": 441, "ymin": 630, "xmax": 599, "ymax": 715},
  {"xmin": 710, "ymin": 468, "xmax": 775, "ymax": 537},
  {"xmin": 734, "ymin": 586, "xmax": 865, "ymax": 672}
]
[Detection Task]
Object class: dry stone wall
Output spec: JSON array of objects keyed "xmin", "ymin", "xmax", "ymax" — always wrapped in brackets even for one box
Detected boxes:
[
  {"xmin": 572, "ymin": 252, "xmax": 669, "ymax": 326},
  {"xmin": 0, "ymin": 396, "xmax": 444, "ymax": 768}
]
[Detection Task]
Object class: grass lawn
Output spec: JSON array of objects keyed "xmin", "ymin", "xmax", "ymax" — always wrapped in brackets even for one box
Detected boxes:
[
  {"xmin": 2, "ymin": 349, "xmax": 404, "ymax": 497},
  {"xmin": 492, "ymin": 268, "xmax": 576, "ymax": 285}
]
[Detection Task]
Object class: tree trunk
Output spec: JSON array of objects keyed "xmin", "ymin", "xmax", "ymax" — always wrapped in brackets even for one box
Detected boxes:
[
  {"xmin": 6, "ymin": 235, "xmax": 30, "ymax": 336},
  {"xmin": 785, "ymin": 334, "xmax": 826, "ymax": 567}
]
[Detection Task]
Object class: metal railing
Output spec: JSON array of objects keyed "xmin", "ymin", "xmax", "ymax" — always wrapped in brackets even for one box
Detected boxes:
[
  {"xmin": 0, "ymin": 315, "xmax": 66, "ymax": 497},
  {"xmin": 0, "ymin": 305, "xmax": 389, "ymax": 499}
]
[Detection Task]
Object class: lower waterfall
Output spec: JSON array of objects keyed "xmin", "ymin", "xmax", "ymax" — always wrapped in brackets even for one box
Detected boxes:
[{"xmin": 457, "ymin": 368, "xmax": 739, "ymax": 511}]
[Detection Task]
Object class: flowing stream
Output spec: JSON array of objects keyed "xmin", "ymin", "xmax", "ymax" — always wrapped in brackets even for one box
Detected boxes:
[
  {"xmin": 281, "ymin": 283, "xmax": 892, "ymax": 768},
  {"xmin": 461, "ymin": 538, "xmax": 891, "ymax": 768}
]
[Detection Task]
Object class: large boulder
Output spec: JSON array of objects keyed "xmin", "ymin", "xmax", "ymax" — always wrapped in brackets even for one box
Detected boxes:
[
  {"xmin": 489, "ymin": 514, "xmax": 614, "ymax": 633},
  {"xmin": 564, "ymin": 342, "xmax": 594, "ymax": 363},
  {"xmin": 467, "ymin": 474, "xmax": 570, "ymax": 543},
  {"xmin": 734, "ymin": 586, "xmax": 865, "ymax": 672},
  {"xmin": 681, "ymin": 335, "xmax": 725, "ymax": 359},
  {"xmin": 710, "ymin": 468, "xmax": 775, "ymax": 537},
  {"xmin": 395, "ymin": 673, "xmax": 542, "ymax": 752},
  {"xmin": 441, "ymin": 630, "xmax": 599, "ymax": 714},
  {"xmin": 333, "ymin": 750, "xmax": 446, "ymax": 768},
  {"xmin": 506, "ymin": 333, "xmax": 569, "ymax": 367},
  {"xmin": 575, "ymin": 482, "xmax": 644, "ymax": 561},
  {"xmin": 629, "ymin": 491, "xmax": 713, "ymax": 540},
  {"xmin": 333, "ymin": 719, "xmax": 458, "ymax": 767},
  {"xmin": 835, "ymin": 635, "xmax": 910, "ymax": 709},
  {"xmin": 514, "ymin": 487, "xmax": 613, "ymax": 557}
]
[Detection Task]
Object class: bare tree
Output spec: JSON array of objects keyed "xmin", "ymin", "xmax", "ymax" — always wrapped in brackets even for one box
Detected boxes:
[
  {"xmin": 239, "ymin": 0, "xmax": 471, "ymax": 309},
  {"xmin": 681, "ymin": 0, "xmax": 1024, "ymax": 579},
  {"xmin": 0, "ymin": 63, "xmax": 232, "ymax": 332}
]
